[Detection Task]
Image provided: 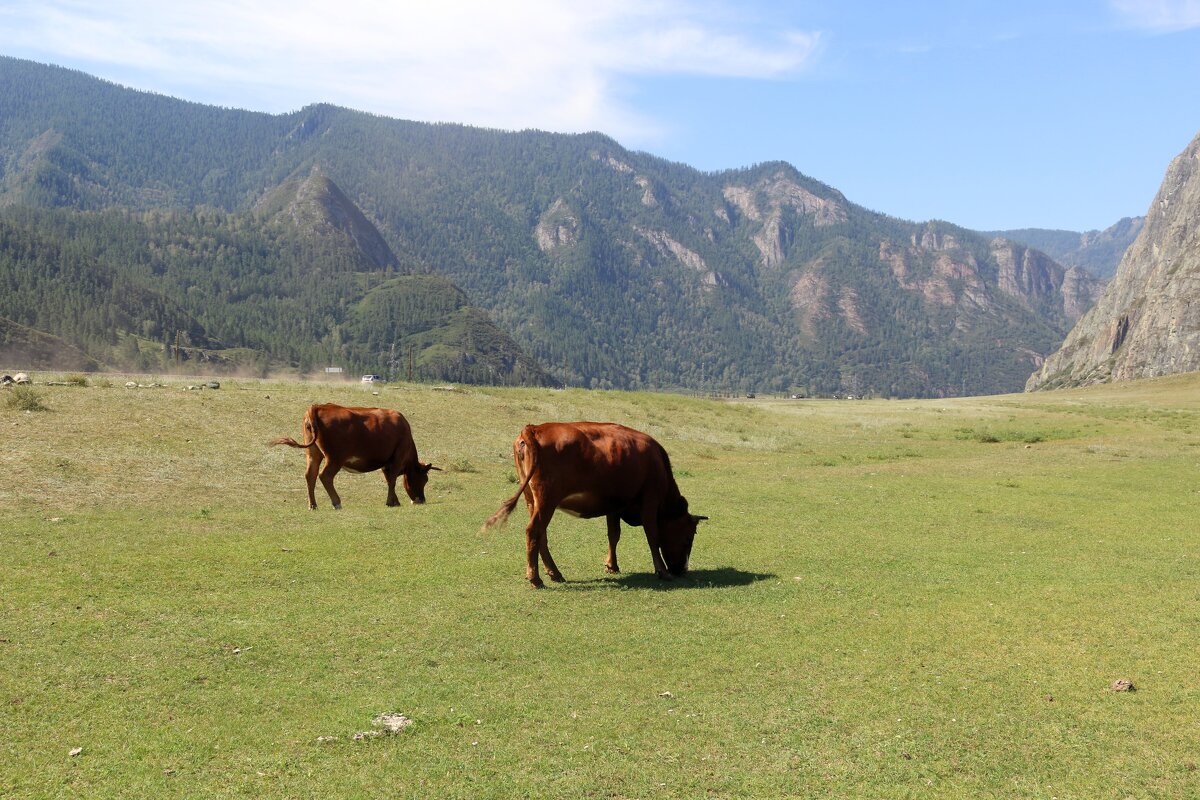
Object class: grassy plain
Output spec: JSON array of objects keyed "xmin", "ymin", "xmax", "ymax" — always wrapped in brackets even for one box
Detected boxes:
[{"xmin": 2, "ymin": 373, "xmax": 1199, "ymax": 798}]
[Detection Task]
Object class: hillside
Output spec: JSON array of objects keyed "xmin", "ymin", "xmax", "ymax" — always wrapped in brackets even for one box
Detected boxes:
[
  {"xmin": 0, "ymin": 316, "xmax": 100, "ymax": 371},
  {"xmin": 1027, "ymin": 132, "xmax": 1200, "ymax": 390},
  {"xmin": 0, "ymin": 55, "xmax": 1100, "ymax": 396},
  {"xmin": 0, "ymin": 197, "xmax": 554, "ymax": 384},
  {"xmin": 988, "ymin": 216, "xmax": 1143, "ymax": 280}
]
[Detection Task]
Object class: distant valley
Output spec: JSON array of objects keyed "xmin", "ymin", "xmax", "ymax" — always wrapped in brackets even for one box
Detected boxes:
[{"xmin": 986, "ymin": 217, "xmax": 1144, "ymax": 280}]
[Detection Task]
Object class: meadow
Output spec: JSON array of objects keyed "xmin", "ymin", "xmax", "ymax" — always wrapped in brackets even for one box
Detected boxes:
[{"xmin": 2, "ymin": 372, "xmax": 1199, "ymax": 798}]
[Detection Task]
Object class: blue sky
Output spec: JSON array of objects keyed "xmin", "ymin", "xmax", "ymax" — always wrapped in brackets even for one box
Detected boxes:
[{"xmin": 1, "ymin": 0, "xmax": 1197, "ymax": 231}]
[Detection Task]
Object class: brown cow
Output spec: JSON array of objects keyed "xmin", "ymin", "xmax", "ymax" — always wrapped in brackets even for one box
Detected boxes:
[
  {"xmin": 482, "ymin": 422, "xmax": 706, "ymax": 587},
  {"xmin": 270, "ymin": 403, "xmax": 438, "ymax": 509}
]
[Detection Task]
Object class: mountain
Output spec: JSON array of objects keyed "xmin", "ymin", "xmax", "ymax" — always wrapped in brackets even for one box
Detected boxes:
[
  {"xmin": 0, "ymin": 55, "xmax": 1099, "ymax": 396},
  {"xmin": 1027, "ymin": 132, "xmax": 1200, "ymax": 390},
  {"xmin": 0, "ymin": 182, "xmax": 554, "ymax": 384},
  {"xmin": 255, "ymin": 168, "xmax": 399, "ymax": 271},
  {"xmin": 987, "ymin": 217, "xmax": 1144, "ymax": 280},
  {"xmin": 0, "ymin": 316, "xmax": 100, "ymax": 371}
]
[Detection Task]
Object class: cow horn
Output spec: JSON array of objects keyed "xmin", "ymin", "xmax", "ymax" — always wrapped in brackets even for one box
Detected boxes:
[
  {"xmin": 692, "ymin": 514, "xmax": 709, "ymax": 522},
  {"xmin": 423, "ymin": 463, "xmax": 442, "ymax": 472}
]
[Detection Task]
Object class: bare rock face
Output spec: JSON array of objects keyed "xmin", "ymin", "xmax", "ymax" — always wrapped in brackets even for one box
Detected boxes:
[
  {"xmin": 534, "ymin": 198, "xmax": 581, "ymax": 252},
  {"xmin": 991, "ymin": 239, "xmax": 1103, "ymax": 323},
  {"xmin": 986, "ymin": 216, "xmax": 1144, "ymax": 280},
  {"xmin": 1060, "ymin": 266, "xmax": 1100, "ymax": 321},
  {"xmin": 880, "ymin": 231, "xmax": 987, "ymax": 308},
  {"xmin": 878, "ymin": 225, "xmax": 1100, "ymax": 322},
  {"xmin": 592, "ymin": 151, "xmax": 658, "ymax": 206},
  {"xmin": 633, "ymin": 225, "xmax": 723, "ymax": 288},
  {"xmin": 723, "ymin": 170, "xmax": 848, "ymax": 269},
  {"xmin": 1027, "ymin": 131, "xmax": 1200, "ymax": 390},
  {"xmin": 788, "ymin": 265, "xmax": 830, "ymax": 338}
]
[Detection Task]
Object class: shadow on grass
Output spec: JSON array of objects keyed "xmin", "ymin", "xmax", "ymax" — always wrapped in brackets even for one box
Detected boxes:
[{"xmin": 562, "ymin": 567, "xmax": 775, "ymax": 592}]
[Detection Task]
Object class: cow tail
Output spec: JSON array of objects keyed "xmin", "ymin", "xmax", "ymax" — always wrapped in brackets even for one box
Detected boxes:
[
  {"xmin": 268, "ymin": 404, "xmax": 320, "ymax": 449},
  {"xmin": 480, "ymin": 427, "xmax": 536, "ymax": 533}
]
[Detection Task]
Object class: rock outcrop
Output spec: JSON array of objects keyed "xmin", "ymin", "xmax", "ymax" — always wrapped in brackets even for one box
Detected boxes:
[
  {"xmin": 990, "ymin": 239, "xmax": 1103, "ymax": 323},
  {"xmin": 534, "ymin": 198, "xmax": 581, "ymax": 252},
  {"xmin": 1027, "ymin": 132, "xmax": 1200, "ymax": 390},
  {"xmin": 878, "ymin": 226, "xmax": 1101, "ymax": 323},
  {"xmin": 986, "ymin": 216, "xmax": 1144, "ymax": 280},
  {"xmin": 633, "ymin": 225, "xmax": 725, "ymax": 289},
  {"xmin": 723, "ymin": 170, "xmax": 848, "ymax": 269}
]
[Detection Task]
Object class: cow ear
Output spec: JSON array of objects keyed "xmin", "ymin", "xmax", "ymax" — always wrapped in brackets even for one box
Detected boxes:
[
  {"xmin": 423, "ymin": 462, "xmax": 442, "ymax": 473},
  {"xmin": 692, "ymin": 514, "xmax": 708, "ymax": 523}
]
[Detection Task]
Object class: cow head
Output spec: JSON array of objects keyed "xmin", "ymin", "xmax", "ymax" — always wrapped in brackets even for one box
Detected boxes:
[
  {"xmin": 659, "ymin": 512, "xmax": 707, "ymax": 576},
  {"xmin": 403, "ymin": 462, "xmax": 440, "ymax": 504}
]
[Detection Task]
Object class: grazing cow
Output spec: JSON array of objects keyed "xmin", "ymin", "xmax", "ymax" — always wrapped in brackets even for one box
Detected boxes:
[
  {"xmin": 481, "ymin": 422, "xmax": 706, "ymax": 587},
  {"xmin": 270, "ymin": 403, "xmax": 438, "ymax": 509}
]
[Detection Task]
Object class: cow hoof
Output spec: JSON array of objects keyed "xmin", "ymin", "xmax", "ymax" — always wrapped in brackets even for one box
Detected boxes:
[
  {"xmin": 308, "ymin": 505, "xmax": 317, "ymax": 511},
  {"xmin": 529, "ymin": 578, "xmax": 545, "ymax": 589},
  {"xmin": 548, "ymin": 571, "xmax": 565, "ymax": 583},
  {"xmin": 604, "ymin": 565, "xmax": 620, "ymax": 574},
  {"xmin": 332, "ymin": 504, "xmax": 342, "ymax": 511},
  {"xmin": 657, "ymin": 572, "xmax": 673, "ymax": 581}
]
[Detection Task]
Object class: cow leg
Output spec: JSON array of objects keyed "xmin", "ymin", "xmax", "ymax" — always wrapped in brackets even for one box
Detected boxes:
[
  {"xmin": 604, "ymin": 513, "xmax": 621, "ymax": 573},
  {"xmin": 525, "ymin": 521, "xmax": 543, "ymax": 588},
  {"xmin": 382, "ymin": 465, "xmax": 401, "ymax": 507},
  {"xmin": 304, "ymin": 450, "xmax": 323, "ymax": 510},
  {"xmin": 640, "ymin": 499, "xmax": 672, "ymax": 579},
  {"xmin": 319, "ymin": 463, "xmax": 343, "ymax": 510},
  {"xmin": 525, "ymin": 508, "xmax": 558, "ymax": 587},
  {"xmin": 539, "ymin": 530, "xmax": 564, "ymax": 583}
]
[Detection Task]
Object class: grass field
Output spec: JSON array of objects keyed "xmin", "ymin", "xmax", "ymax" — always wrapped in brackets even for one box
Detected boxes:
[{"xmin": 2, "ymin": 372, "xmax": 1199, "ymax": 798}]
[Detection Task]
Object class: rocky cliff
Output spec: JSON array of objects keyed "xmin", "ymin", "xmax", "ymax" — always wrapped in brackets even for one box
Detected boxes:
[
  {"xmin": 988, "ymin": 217, "xmax": 1143, "ymax": 280},
  {"xmin": 1026, "ymin": 132, "xmax": 1200, "ymax": 390}
]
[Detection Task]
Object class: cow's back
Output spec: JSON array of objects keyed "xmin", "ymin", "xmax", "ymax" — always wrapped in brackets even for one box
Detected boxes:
[
  {"xmin": 523, "ymin": 421, "xmax": 674, "ymax": 503},
  {"xmin": 311, "ymin": 404, "xmax": 413, "ymax": 466}
]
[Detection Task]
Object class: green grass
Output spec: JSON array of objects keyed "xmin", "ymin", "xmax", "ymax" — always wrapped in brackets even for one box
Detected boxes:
[
  {"xmin": 3, "ymin": 373, "xmax": 1200, "ymax": 798},
  {"xmin": 3, "ymin": 384, "xmax": 49, "ymax": 412}
]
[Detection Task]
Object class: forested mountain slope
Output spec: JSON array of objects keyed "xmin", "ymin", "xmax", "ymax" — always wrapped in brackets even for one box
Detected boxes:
[
  {"xmin": 0, "ymin": 56, "xmax": 1099, "ymax": 395},
  {"xmin": 0, "ymin": 183, "xmax": 552, "ymax": 384}
]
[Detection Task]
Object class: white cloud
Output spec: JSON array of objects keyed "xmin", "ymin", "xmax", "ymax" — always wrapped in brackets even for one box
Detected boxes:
[
  {"xmin": 1111, "ymin": 0, "xmax": 1200, "ymax": 31},
  {"xmin": 0, "ymin": 0, "xmax": 821, "ymax": 140}
]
